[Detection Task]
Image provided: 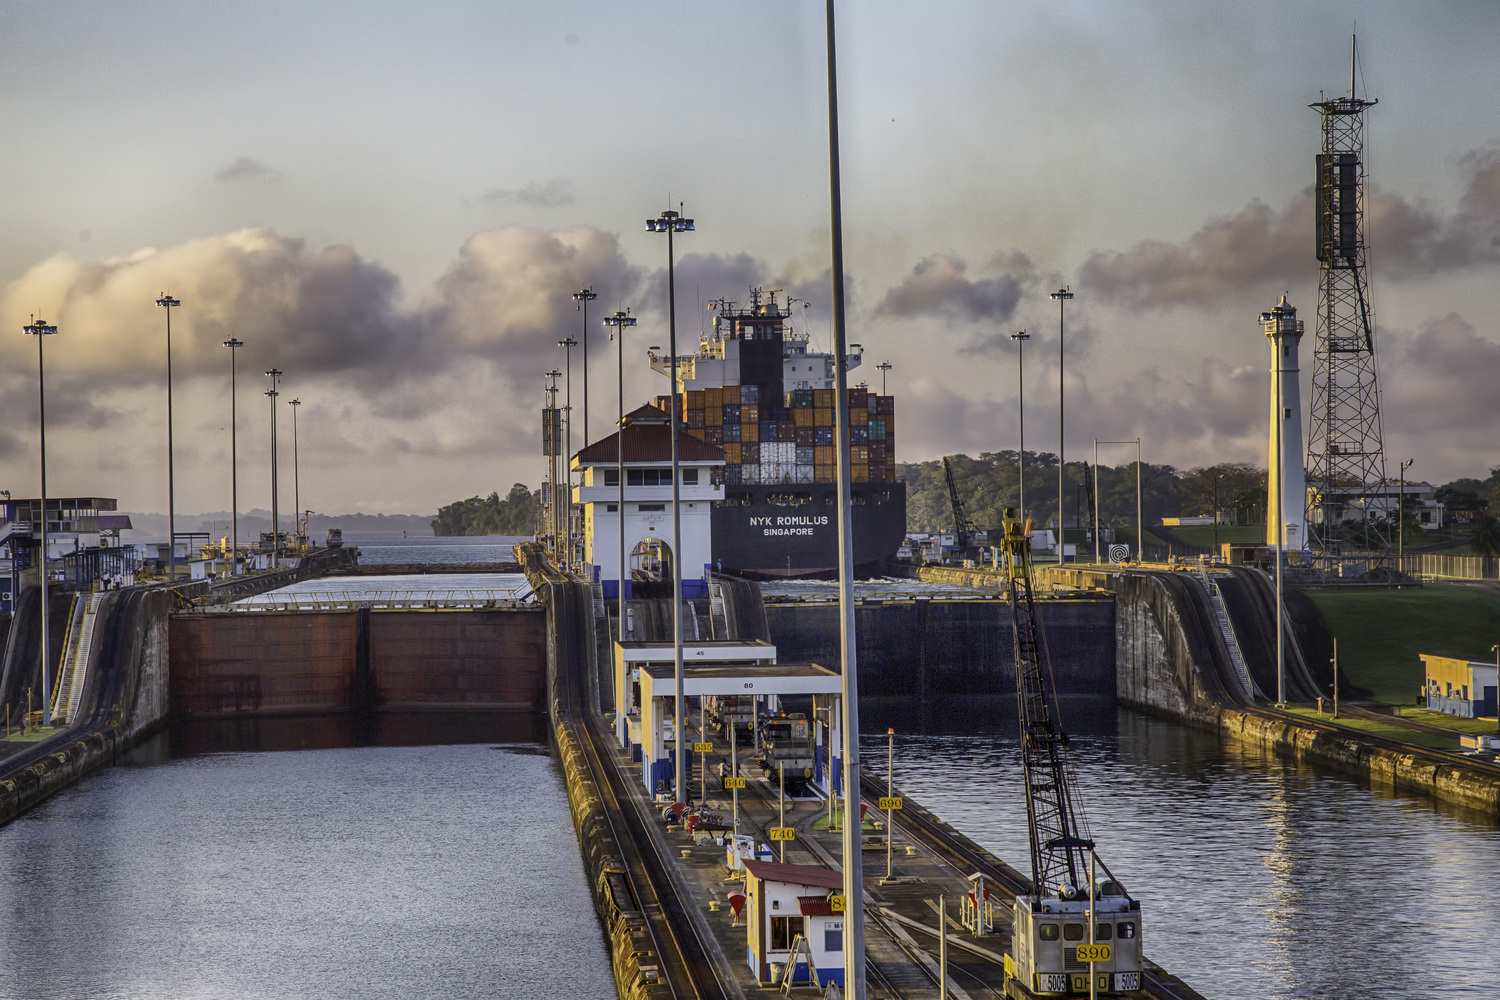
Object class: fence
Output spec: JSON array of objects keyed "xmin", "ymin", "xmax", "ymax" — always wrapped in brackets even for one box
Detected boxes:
[
  {"xmin": 217, "ymin": 588, "xmax": 535, "ymax": 612},
  {"xmin": 1400, "ymin": 553, "xmax": 1499, "ymax": 581}
]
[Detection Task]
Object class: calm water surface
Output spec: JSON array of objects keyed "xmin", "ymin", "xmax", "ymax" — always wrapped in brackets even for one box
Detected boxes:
[
  {"xmin": 862, "ymin": 700, "xmax": 1500, "ymax": 1000},
  {"xmin": 0, "ymin": 719, "xmax": 614, "ymax": 1000},
  {"xmin": 345, "ymin": 535, "xmax": 529, "ymax": 566}
]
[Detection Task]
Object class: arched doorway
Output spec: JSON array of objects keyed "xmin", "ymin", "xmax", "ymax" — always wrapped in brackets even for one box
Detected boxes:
[{"xmin": 630, "ymin": 538, "xmax": 673, "ymax": 582}]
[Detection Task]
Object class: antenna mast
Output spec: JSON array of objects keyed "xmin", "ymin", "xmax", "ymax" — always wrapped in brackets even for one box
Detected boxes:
[{"xmin": 1306, "ymin": 39, "xmax": 1389, "ymax": 579}]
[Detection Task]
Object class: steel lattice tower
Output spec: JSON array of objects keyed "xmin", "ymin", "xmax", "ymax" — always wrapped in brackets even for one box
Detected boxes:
[{"xmin": 1305, "ymin": 85, "xmax": 1391, "ymax": 574}]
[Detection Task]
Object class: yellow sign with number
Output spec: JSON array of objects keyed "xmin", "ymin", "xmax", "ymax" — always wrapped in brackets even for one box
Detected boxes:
[
  {"xmin": 724, "ymin": 776, "xmax": 746, "ymax": 789},
  {"xmin": 830, "ymin": 895, "xmax": 846, "ymax": 912},
  {"xmin": 769, "ymin": 826, "xmax": 796, "ymax": 841},
  {"xmin": 693, "ymin": 742, "xmax": 713, "ymax": 753},
  {"xmin": 1076, "ymin": 944, "xmax": 1112, "ymax": 963},
  {"xmin": 878, "ymin": 796, "xmax": 903, "ymax": 811}
]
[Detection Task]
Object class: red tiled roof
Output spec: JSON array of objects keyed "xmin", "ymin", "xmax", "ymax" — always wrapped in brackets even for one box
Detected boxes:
[
  {"xmin": 743, "ymin": 859, "xmax": 845, "ymax": 890},
  {"xmin": 798, "ymin": 895, "xmax": 837, "ymax": 916},
  {"xmin": 573, "ymin": 412, "xmax": 725, "ymax": 465}
]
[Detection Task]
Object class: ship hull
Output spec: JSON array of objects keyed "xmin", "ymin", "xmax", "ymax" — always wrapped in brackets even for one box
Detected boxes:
[{"xmin": 710, "ymin": 481, "xmax": 906, "ymax": 579}]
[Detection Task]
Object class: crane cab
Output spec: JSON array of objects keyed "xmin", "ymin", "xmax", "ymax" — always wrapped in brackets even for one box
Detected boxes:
[{"xmin": 1006, "ymin": 886, "xmax": 1142, "ymax": 996}]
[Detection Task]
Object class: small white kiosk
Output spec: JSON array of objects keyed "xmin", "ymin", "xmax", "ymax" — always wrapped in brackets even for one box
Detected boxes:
[{"xmin": 742, "ymin": 859, "xmax": 846, "ymax": 989}]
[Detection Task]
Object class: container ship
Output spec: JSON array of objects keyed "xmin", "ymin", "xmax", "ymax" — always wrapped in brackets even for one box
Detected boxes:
[{"xmin": 649, "ymin": 289, "xmax": 906, "ymax": 578}]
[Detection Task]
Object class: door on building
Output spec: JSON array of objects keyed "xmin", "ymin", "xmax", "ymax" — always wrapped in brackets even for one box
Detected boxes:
[{"xmin": 631, "ymin": 538, "xmax": 673, "ymax": 582}]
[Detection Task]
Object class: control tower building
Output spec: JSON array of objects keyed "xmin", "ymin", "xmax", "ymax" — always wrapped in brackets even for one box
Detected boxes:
[{"xmin": 1262, "ymin": 295, "xmax": 1306, "ymax": 550}]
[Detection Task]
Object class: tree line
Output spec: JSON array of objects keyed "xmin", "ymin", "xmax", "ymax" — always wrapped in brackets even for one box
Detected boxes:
[{"xmin": 431, "ymin": 484, "xmax": 540, "ymax": 536}]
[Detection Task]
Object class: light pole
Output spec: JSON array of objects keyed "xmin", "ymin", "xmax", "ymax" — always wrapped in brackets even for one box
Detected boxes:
[
  {"xmin": 23, "ymin": 317, "xmax": 58, "ymax": 727},
  {"xmin": 1050, "ymin": 289, "xmax": 1073, "ymax": 565},
  {"xmin": 876, "ymin": 360, "xmax": 892, "ymax": 395},
  {"xmin": 265, "ymin": 369, "xmax": 282, "ymax": 568},
  {"xmin": 1492, "ymin": 643, "xmax": 1499, "ymax": 736},
  {"xmin": 288, "ymin": 398, "xmax": 302, "ymax": 550},
  {"xmin": 546, "ymin": 370, "xmax": 563, "ymax": 563},
  {"xmin": 646, "ymin": 205, "xmax": 694, "ymax": 807},
  {"xmin": 559, "ymin": 336, "xmax": 578, "ymax": 573},
  {"xmin": 826, "ymin": 1, "xmax": 867, "ymax": 990},
  {"xmin": 573, "ymin": 288, "xmax": 597, "ymax": 447},
  {"xmin": 156, "ymin": 294, "xmax": 182, "ymax": 578},
  {"xmin": 1398, "ymin": 458, "xmax": 1414, "ymax": 573},
  {"xmin": 1011, "ymin": 331, "xmax": 1030, "ymax": 522},
  {"xmin": 603, "ymin": 309, "xmax": 637, "ymax": 640},
  {"xmin": 223, "ymin": 338, "xmax": 244, "ymax": 573}
]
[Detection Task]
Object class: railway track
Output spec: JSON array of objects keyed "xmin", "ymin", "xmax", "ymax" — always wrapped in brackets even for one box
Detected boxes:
[{"xmin": 565, "ymin": 677, "xmax": 732, "ymax": 998}]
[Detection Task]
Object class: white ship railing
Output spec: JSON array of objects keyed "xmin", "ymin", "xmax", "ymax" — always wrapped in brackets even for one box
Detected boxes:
[{"xmin": 221, "ymin": 588, "xmax": 534, "ymax": 612}]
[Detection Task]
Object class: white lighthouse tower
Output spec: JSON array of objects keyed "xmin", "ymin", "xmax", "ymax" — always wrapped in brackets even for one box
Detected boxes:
[{"xmin": 1262, "ymin": 295, "xmax": 1306, "ymax": 550}]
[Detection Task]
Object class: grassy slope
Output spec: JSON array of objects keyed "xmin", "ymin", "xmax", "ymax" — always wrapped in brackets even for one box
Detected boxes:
[
  {"xmin": 1301, "ymin": 584, "xmax": 1500, "ymax": 705},
  {"xmin": 1280, "ymin": 706, "xmax": 1459, "ymax": 750}
]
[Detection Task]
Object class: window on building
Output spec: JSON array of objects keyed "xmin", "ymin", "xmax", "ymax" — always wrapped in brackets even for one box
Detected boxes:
[
  {"xmin": 603, "ymin": 470, "xmax": 619, "ymax": 486},
  {"xmin": 627, "ymin": 469, "xmax": 671, "ymax": 487},
  {"xmin": 1095, "ymin": 922, "xmax": 1113, "ymax": 941},
  {"xmin": 1063, "ymin": 924, "xmax": 1084, "ymax": 941},
  {"xmin": 606, "ymin": 504, "xmax": 618, "ymax": 513},
  {"xmin": 824, "ymin": 927, "xmax": 842, "ymax": 952},
  {"xmin": 638, "ymin": 504, "xmax": 665, "ymax": 512},
  {"xmin": 683, "ymin": 468, "xmax": 698, "ymax": 485},
  {"xmin": 1116, "ymin": 921, "xmax": 1137, "ymax": 939},
  {"xmin": 1039, "ymin": 924, "xmax": 1060, "ymax": 941},
  {"xmin": 770, "ymin": 915, "xmax": 804, "ymax": 951}
]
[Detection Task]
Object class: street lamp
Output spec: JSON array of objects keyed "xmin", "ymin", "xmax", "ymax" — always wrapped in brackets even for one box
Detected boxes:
[
  {"xmin": 876, "ymin": 360, "xmax": 892, "ymax": 395},
  {"xmin": 825, "ymin": 1, "xmax": 869, "ymax": 988},
  {"xmin": 288, "ymin": 398, "xmax": 302, "ymax": 550},
  {"xmin": 264, "ymin": 369, "xmax": 282, "ymax": 568},
  {"xmin": 559, "ymin": 336, "xmax": 579, "ymax": 572},
  {"xmin": 603, "ymin": 309, "xmax": 637, "ymax": 642},
  {"xmin": 23, "ymin": 317, "xmax": 58, "ymax": 727},
  {"xmin": 156, "ymin": 294, "xmax": 182, "ymax": 579},
  {"xmin": 1492, "ymin": 643, "xmax": 1499, "ymax": 737},
  {"xmin": 1050, "ymin": 289, "xmax": 1074, "ymax": 564},
  {"xmin": 1398, "ymin": 458, "xmax": 1414, "ymax": 573},
  {"xmin": 646, "ymin": 204, "xmax": 694, "ymax": 807},
  {"xmin": 1011, "ymin": 331, "xmax": 1030, "ymax": 522},
  {"xmin": 545, "ymin": 369, "xmax": 563, "ymax": 564},
  {"xmin": 223, "ymin": 338, "xmax": 244, "ymax": 573},
  {"xmin": 572, "ymin": 288, "xmax": 597, "ymax": 447}
]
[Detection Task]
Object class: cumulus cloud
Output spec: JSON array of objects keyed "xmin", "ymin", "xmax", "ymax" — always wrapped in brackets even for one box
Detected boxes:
[
  {"xmin": 472, "ymin": 179, "xmax": 575, "ymax": 208},
  {"xmin": 0, "ymin": 229, "xmax": 433, "ymax": 389},
  {"xmin": 434, "ymin": 226, "xmax": 642, "ymax": 382},
  {"xmin": 215, "ymin": 156, "xmax": 280, "ymax": 182},
  {"xmin": 1384, "ymin": 312, "xmax": 1500, "ymax": 435},
  {"xmin": 877, "ymin": 252, "xmax": 1034, "ymax": 322},
  {"xmin": 1078, "ymin": 148, "xmax": 1500, "ymax": 309}
]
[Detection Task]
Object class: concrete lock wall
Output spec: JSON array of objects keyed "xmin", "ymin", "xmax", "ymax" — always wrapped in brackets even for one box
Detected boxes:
[
  {"xmin": 169, "ymin": 608, "xmax": 547, "ymax": 718},
  {"xmin": 764, "ymin": 597, "xmax": 1116, "ymax": 697}
]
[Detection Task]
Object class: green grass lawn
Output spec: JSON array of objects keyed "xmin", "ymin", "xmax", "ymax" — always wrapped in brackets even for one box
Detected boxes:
[
  {"xmin": 1398, "ymin": 707, "xmax": 1500, "ymax": 735},
  {"xmin": 1302, "ymin": 583, "xmax": 1500, "ymax": 706},
  {"xmin": 1280, "ymin": 705, "xmax": 1460, "ymax": 750}
]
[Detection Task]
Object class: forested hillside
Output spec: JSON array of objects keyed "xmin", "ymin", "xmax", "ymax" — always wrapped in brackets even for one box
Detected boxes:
[
  {"xmin": 898, "ymin": 452, "xmax": 1268, "ymax": 534},
  {"xmin": 431, "ymin": 484, "xmax": 540, "ymax": 536}
]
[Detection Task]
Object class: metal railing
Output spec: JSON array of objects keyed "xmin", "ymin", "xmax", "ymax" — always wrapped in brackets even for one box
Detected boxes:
[
  {"xmin": 220, "ymin": 588, "xmax": 535, "ymax": 612},
  {"xmin": 1400, "ymin": 552, "xmax": 1498, "ymax": 582}
]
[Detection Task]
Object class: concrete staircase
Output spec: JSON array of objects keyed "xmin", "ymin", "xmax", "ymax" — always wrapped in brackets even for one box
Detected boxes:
[
  {"xmin": 51, "ymin": 590, "xmax": 105, "ymax": 726},
  {"xmin": 1196, "ymin": 567, "xmax": 1261, "ymax": 702},
  {"xmin": 590, "ymin": 580, "xmax": 613, "ymax": 675}
]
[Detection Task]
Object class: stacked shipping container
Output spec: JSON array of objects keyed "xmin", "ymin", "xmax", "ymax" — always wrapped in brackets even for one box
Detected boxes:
[{"xmin": 668, "ymin": 386, "xmax": 895, "ymax": 487}]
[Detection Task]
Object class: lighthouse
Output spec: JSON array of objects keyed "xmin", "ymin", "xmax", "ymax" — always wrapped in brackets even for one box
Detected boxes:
[{"xmin": 1262, "ymin": 295, "xmax": 1306, "ymax": 550}]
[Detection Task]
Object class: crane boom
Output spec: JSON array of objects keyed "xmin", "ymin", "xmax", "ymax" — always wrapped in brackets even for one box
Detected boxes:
[
  {"xmin": 943, "ymin": 456, "xmax": 977, "ymax": 553},
  {"xmin": 1001, "ymin": 507, "xmax": 1091, "ymax": 895}
]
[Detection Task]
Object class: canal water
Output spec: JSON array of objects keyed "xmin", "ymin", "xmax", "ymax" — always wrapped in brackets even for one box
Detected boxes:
[
  {"xmin": 0, "ymin": 715, "xmax": 616, "ymax": 1000},
  {"xmin": 862, "ymin": 699, "xmax": 1500, "ymax": 1000}
]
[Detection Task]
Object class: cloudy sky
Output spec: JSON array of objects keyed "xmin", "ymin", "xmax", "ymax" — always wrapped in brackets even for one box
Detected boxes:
[{"xmin": 2, "ymin": 0, "xmax": 1498, "ymax": 517}]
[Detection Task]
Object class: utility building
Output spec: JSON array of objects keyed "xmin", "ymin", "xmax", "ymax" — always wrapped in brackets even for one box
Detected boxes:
[
  {"xmin": 572, "ymin": 404, "xmax": 725, "ymax": 599},
  {"xmin": 1262, "ymin": 296, "xmax": 1307, "ymax": 550}
]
